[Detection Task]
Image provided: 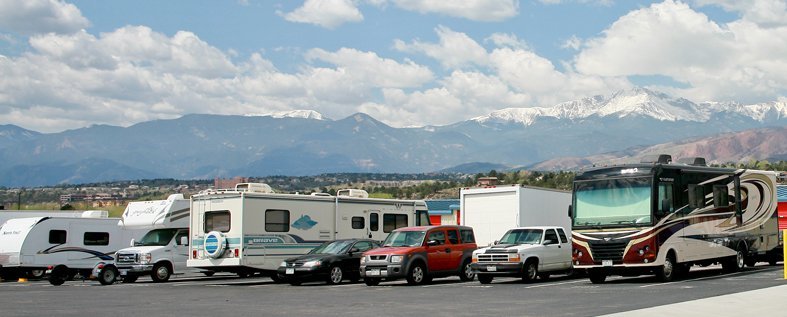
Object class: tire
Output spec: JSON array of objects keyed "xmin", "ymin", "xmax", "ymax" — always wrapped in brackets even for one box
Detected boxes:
[
  {"xmin": 202, "ymin": 271, "xmax": 215, "ymax": 277},
  {"xmin": 270, "ymin": 274, "xmax": 284, "ymax": 283},
  {"xmin": 588, "ymin": 269, "xmax": 607, "ymax": 284},
  {"xmin": 744, "ymin": 257, "xmax": 756, "ymax": 267},
  {"xmin": 459, "ymin": 259, "xmax": 475, "ymax": 282},
  {"xmin": 288, "ymin": 279, "xmax": 302, "ymax": 286},
  {"xmin": 364, "ymin": 278, "xmax": 380, "ymax": 286},
  {"xmin": 151, "ymin": 263, "xmax": 172, "ymax": 283},
  {"xmin": 521, "ymin": 260, "xmax": 538, "ymax": 283},
  {"xmin": 48, "ymin": 267, "xmax": 68, "ymax": 286},
  {"xmin": 122, "ymin": 274, "xmax": 138, "ymax": 283},
  {"xmin": 237, "ymin": 271, "xmax": 250, "ymax": 278},
  {"xmin": 327, "ymin": 265, "xmax": 344, "ymax": 285},
  {"xmin": 477, "ymin": 274, "xmax": 493, "ymax": 284},
  {"xmin": 722, "ymin": 247, "xmax": 745, "ymax": 273},
  {"xmin": 98, "ymin": 266, "xmax": 118, "ymax": 285},
  {"xmin": 538, "ymin": 273, "xmax": 550, "ymax": 281},
  {"xmin": 656, "ymin": 253, "xmax": 677, "ymax": 282},
  {"xmin": 27, "ymin": 269, "xmax": 45, "ymax": 280},
  {"xmin": 406, "ymin": 262, "xmax": 427, "ymax": 285}
]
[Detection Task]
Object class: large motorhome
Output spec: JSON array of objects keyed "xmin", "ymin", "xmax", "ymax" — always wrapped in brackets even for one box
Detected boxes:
[
  {"xmin": 187, "ymin": 183, "xmax": 430, "ymax": 279},
  {"xmin": 0, "ymin": 211, "xmax": 145, "ymax": 284},
  {"xmin": 113, "ymin": 194, "xmax": 194, "ymax": 283},
  {"xmin": 570, "ymin": 155, "xmax": 782, "ymax": 283}
]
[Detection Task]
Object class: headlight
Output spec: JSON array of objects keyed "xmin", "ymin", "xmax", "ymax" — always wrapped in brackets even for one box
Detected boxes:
[
  {"xmin": 139, "ymin": 253, "xmax": 152, "ymax": 264},
  {"xmin": 360, "ymin": 256, "xmax": 367, "ymax": 264},
  {"xmin": 279, "ymin": 261, "xmax": 287, "ymax": 267},
  {"xmin": 390, "ymin": 255, "xmax": 403, "ymax": 263},
  {"xmin": 303, "ymin": 260, "xmax": 322, "ymax": 268}
]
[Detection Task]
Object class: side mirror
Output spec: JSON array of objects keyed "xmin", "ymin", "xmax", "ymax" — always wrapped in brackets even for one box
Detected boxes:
[
  {"xmin": 567, "ymin": 205, "xmax": 573, "ymax": 218},
  {"xmin": 180, "ymin": 236, "xmax": 189, "ymax": 246},
  {"xmin": 348, "ymin": 247, "xmax": 360, "ymax": 254},
  {"xmin": 426, "ymin": 240, "xmax": 440, "ymax": 247},
  {"xmin": 493, "ymin": 240, "xmax": 500, "ymax": 245},
  {"xmin": 130, "ymin": 238, "xmax": 136, "ymax": 247},
  {"xmin": 543, "ymin": 239, "xmax": 556, "ymax": 245}
]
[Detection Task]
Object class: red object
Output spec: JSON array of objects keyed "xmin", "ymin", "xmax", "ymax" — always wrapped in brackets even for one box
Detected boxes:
[
  {"xmin": 192, "ymin": 250, "xmax": 197, "ymax": 259},
  {"xmin": 429, "ymin": 215, "xmax": 441, "ymax": 226},
  {"xmin": 234, "ymin": 248, "xmax": 240, "ymax": 257},
  {"xmin": 778, "ymin": 201, "xmax": 787, "ymax": 230}
]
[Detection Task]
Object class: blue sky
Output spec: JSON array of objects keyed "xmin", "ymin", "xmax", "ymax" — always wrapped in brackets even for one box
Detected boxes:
[{"xmin": 1, "ymin": 0, "xmax": 785, "ymax": 132}]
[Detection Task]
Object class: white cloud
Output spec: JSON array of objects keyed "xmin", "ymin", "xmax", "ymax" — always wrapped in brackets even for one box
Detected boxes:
[
  {"xmin": 394, "ymin": 25, "xmax": 489, "ymax": 69},
  {"xmin": 694, "ymin": 0, "xmax": 787, "ymax": 27},
  {"xmin": 392, "ymin": 0, "xmax": 519, "ymax": 21},
  {"xmin": 0, "ymin": 0, "xmax": 89, "ymax": 35},
  {"xmin": 305, "ymin": 47, "xmax": 433, "ymax": 88},
  {"xmin": 561, "ymin": 35, "xmax": 582, "ymax": 50},
  {"xmin": 280, "ymin": 0, "xmax": 364, "ymax": 29},
  {"xmin": 485, "ymin": 33, "xmax": 529, "ymax": 50},
  {"xmin": 574, "ymin": 0, "xmax": 787, "ymax": 103}
]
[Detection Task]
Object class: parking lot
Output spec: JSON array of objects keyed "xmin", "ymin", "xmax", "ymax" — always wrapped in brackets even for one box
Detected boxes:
[{"xmin": 0, "ymin": 264, "xmax": 784, "ymax": 317}]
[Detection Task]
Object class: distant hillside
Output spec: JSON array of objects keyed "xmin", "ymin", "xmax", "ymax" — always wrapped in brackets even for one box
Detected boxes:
[{"xmin": 438, "ymin": 162, "xmax": 512, "ymax": 174}]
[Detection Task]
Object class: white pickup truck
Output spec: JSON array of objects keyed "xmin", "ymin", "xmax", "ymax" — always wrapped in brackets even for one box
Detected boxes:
[{"xmin": 470, "ymin": 226, "xmax": 572, "ymax": 284}]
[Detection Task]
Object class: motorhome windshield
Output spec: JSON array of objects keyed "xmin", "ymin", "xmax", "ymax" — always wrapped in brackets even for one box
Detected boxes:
[
  {"xmin": 499, "ymin": 229, "xmax": 543, "ymax": 244},
  {"xmin": 574, "ymin": 177, "xmax": 653, "ymax": 227},
  {"xmin": 137, "ymin": 229, "xmax": 178, "ymax": 246},
  {"xmin": 383, "ymin": 231, "xmax": 426, "ymax": 247},
  {"xmin": 308, "ymin": 240, "xmax": 354, "ymax": 255}
]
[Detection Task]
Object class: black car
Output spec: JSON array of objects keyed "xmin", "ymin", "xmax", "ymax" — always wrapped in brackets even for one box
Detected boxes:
[{"xmin": 277, "ymin": 239, "xmax": 380, "ymax": 285}]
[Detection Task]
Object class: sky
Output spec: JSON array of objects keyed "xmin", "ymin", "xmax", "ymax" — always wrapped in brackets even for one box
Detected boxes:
[{"xmin": 1, "ymin": 0, "xmax": 786, "ymax": 133}]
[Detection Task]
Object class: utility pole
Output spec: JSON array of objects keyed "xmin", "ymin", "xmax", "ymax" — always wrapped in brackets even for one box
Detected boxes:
[{"xmin": 17, "ymin": 189, "xmax": 22, "ymax": 210}]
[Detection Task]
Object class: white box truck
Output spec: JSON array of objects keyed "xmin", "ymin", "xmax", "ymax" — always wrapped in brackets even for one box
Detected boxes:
[
  {"xmin": 460, "ymin": 185, "xmax": 572, "ymax": 247},
  {"xmin": 113, "ymin": 194, "xmax": 203, "ymax": 283}
]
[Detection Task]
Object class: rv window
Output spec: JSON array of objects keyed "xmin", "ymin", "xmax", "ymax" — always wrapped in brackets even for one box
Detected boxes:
[
  {"xmin": 688, "ymin": 184, "xmax": 705, "ymax": 209},
  {"xmin": 556, "ymin": 228, "xmax": 568, "ymax": 244},
  {"xmin": 84, "ymin": 232, "xmax": 109, "ymax": 246},
  {"xmin": 49, "ymin": 230, "xmax": 66, "ymax": 244},
  {"xmin": 713, "ymin": 185, "xmax": 729, "ymax": 208},
  {"xmin": 370, "ymin": 213, "xmax": 379, "ymax": 231},
  {"xmin": 416, "ymin": 210, "xmax": 430, "ymax": 226},
  {"xmin": 205, "ymin": 211, "xmax": 231, "ymax": 233},
  {"xmin": 265, "ymin": 209, "xmax": 290, "ymax": 232},
  {"xmin": 383, "ymin": 214, "xmax": 408, "ymax": 233},
  {"xmin": 460, "ymin": 229, "xmax": 475, "ymax": 244},
  {"xmin": 447, "ymin": 230, "xmax": 459, "ymax": 244},
  {"xmin": 351, "ymin": 217, "xmax": 364, "ymax": 229}
]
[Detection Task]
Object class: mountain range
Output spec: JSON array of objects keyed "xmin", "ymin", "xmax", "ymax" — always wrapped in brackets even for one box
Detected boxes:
[{"xmin": 1, "ymin": 88, "xmax": 785, "ymax": 187}]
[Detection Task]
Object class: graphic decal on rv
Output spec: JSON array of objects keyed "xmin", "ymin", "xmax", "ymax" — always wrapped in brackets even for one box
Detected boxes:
[
  {"xmin": 291, "ymin": 215, "xmax": 317, "ymax": 230},
  {"xmin": 38, "ymin": 246, "xmax": 115, "ymax": 261}
]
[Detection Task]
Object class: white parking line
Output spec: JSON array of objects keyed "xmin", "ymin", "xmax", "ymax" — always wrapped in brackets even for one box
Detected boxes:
[
  {"xmin": 639, "ymin": 270, "xmax": 753, "ymax": 288},
  {"xmin": 524, "ymin": 279, "xmax": 587, "ymax": 289}
]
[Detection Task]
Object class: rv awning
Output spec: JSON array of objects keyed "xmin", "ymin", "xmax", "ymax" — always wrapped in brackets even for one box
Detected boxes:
[
  {"xmin": 425, "ymin": 200, "xmax": 460, "ymax": 215},
  {"xmin": 778, "ymin": 185, "xmax": 787, "ymax": 202}
]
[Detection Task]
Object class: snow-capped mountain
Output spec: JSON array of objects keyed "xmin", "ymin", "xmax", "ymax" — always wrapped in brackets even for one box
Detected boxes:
[{"xmin": 245, "ymin": 109, "xmax": 327, "ymax": 120}]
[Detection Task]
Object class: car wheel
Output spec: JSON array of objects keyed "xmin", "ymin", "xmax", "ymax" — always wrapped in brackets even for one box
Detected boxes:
[
  {"xmin": 722, "ymin": 246, "xmax": 745, "ymax": 273},
  {"xmin": 27, "ymin": 269, "xmax": 45, "ymax": 280},
  {"xmin": 151, "ymin": 263, "xmax": 171, "ymax": 283},
  {"xmin": 270, "ymin": 274, "xmax": 284, "ymax": 283},
  {"xmin": 48, "ymin": 266, "xmax": 68, "ymax": 286},
  {"xmin": 588, "ymin": 269, "xmax": 606, "ymax": 284},
  {"xmin": 459, "ymin": 259, "xmax": 475, "ymax": 281},
  {"xmin": 406, "ymin": 262, "xmax": 427, "ymax": 285},
  {"xmin": 122, "ymin": 274, "xmax": 138, "ymax": 283},
  {"xmin": 521, "ymin": 260, "xmax": 538, "ymax": 283},
  {"xmin": 98, "ymin": 266, "xmax": 118, "ymax": 285},
  {"xmin": 364, "ymin": 278, "xmax": 380, "ymax": 286},
  {"xmin": 538, "ymin": 273, "xmax": 550, "ymax": 281},
  {"xmin": 478, "ymin": 274, "xmax": 493, "ymax": 284},
  {"xmin": 237, "ymin": 271, "xmax": 250, "ymax": 278},
  {"xmin": 656, "ymin": 253, "xmax": 677, "ymax": 282},
  {"xmin": 327, "ymin": 265, "xmax": 343, "ymax": 285}
]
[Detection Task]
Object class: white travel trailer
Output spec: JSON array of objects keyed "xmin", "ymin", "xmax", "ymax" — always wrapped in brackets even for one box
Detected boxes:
[
  {"xmin": 0, "ymin": 210, "xmax": 84, "ymax": 229},
  {"xmin": 113, "ymin": 194, "xmax": 197, "ymax": 283},
  {"xmin": 0, "ymin": 211, "xmax": 145, "ymax": 285},
  {"xmin": 187, "ymin": 183, "xmax": 431, "ymax": 279},
  {"xmin": 461, "ymin": 185, "xmax": 572, "ymax": 247}
]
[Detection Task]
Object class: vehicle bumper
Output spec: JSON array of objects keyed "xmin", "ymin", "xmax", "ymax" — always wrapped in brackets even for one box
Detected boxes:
[
  {"xmin": 115, "ymin": 264, "xmax": 154, "ymax": 275},
  {"xmin": 359, "ymin": 263, "xmax": 407, "ymax": 279},
  {"xmin": 187, "ymin": 258, "xmax": 242, "ymax": 268},
  {"xmin": 470, "ymin": 262, "xmax": 523, "ymax": 276},
  {"xmin": 276, "ymin": 266, "xmax": 329, "ymax": 281}
]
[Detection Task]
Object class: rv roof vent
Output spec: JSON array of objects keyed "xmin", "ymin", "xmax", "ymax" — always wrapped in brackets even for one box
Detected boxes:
[
  {"xmin": 235, "ymin": 183, "xmax": 274, "ymax": 193},
  {"xmin": 337, "ymin": 189, "xmax": 369, "ymax": 198},
  {"xmin": 676, "ymin": 157, "xmax": 707, "ymax": 166},
  {"xmin": 310, "ymin": 192, "xmax": 332, "ymax": 197},
  {"xmin": 640, "ymin": 154, "xmax": 672, "ymax": 164},
  {"xmin": 81, "ymin": 210, "xmax": 109, "ymax": 218}
]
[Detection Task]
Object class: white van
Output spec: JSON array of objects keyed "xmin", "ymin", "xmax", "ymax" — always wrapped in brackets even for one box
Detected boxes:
[
  {"xmin": 0, "ymin": 211, "xmax": 145, "ymax": 285},
  {"xmin": 113, "ymin": 194, "xmax": 202, "ymax": 283},
  {"xmin": 188, "ymin": 183, "xmax": 431, "ymax": 280}
]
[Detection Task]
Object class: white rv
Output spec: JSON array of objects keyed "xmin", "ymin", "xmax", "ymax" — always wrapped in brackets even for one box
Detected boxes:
[
  {"xmin": 0, "ymin": 211, "xmax": 145, "ymax": 285},
  {"xmin": 113, "ymin": 194, "xmax": 198, "ymax": 283},
  {"xmin": 461, "ymin": 185, "xmax": 572, "ymax": 247},
  {"xmin": 187, "ymin": 183, "xmax": 431, "ymax": 280},
  {"xmin": 0, "ymin": 210, "xmax": 84, "ymax": 229}
]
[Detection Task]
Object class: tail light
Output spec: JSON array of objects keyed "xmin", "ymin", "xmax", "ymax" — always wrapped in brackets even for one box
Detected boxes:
[
  {"xmin": 192, "ymin": 250, "xmax": 197, "ymax": 259},
  {"xmin": 234, "ymin": 248, "xmax": 240, "ymax": 257}
]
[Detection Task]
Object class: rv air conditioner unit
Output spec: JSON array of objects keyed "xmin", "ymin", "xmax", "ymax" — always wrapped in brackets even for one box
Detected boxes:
[
  {"xmin": 676, "ymin": 157, "xmax": 707, "ymax": 166},
  {"xmin": 235, "ymin": 183, "xmax": 274, "ymax": 193},
  {"xmin": 640, "ymin": 154, "xmax": 672, "ymax": 164},
  {"xmin": 337, "ymin": 189, "xmax": 369, "ymax": 198},
  {"xmin": 81, "ymin": 210, "xmax": 109, "ymax": 218},
  {"xmin": 310, "ymin": 193, "xmax": 332, "ymax": 197}
]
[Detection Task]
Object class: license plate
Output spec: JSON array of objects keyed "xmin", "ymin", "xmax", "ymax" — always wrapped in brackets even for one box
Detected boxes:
[
  {"xmin": 285, "ymin": 268, "xmax": 294, "ymax": 275},
  {"xmin": 368, "ymin": 269, "xmax": 380, "ymax": 276},
  {"xmin": 120, "ymin": 269, "xmax": 129, "ymax": 276},
  {"xmin": 602, "ymin": 260, "xmax": 613, "ymax": 267},
  {"xmin": 486, "ymin": 266, "xmax": 497, "ymax": 272}
]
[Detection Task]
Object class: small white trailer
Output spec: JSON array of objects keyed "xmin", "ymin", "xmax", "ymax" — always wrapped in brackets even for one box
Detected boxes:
[
  {"xmin": 0, "ymin": 210, "xmax": 85, "ymax": 228},
  {"xmin": 0, "ymin": 211, "xmax": 146, "ymax": 284},
  {"xmin": 187, "ymin": 183, "xmax": 431, "ymax": 280},
  {"xmin": 113, "ymin": 194, "xmax": 196, "ymax": 283},
  {"xmin": 460, "ymin": 185, "xmax": 572, "ymax": 247}
]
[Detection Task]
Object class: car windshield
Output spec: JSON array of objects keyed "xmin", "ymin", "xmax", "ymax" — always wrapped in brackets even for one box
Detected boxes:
[
  {"xmin": 137, "ymin": 229, "xmax": 178, "ymax": 246},
  {"xmin": 499, "ymin": 229, "xmax": 543, "ymax": 244},
  {"xmin": 574, "ymin": 177, "xmax": 653, "ymax": 227},
  {"xmin": 308, "ymin": 240, "xmax": 355, "ymax": 255},
  {"xmin": 382, "ymin": 231, "xmax": 426, "ymax": 247}
]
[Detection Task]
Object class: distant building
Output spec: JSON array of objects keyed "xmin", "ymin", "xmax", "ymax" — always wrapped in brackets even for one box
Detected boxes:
[
  {"xmin": 425, "ymin": 199, "xmax": 460, "ymax": 226},
  {"xmin": 214, "ymin": 177, "xmax": 250, "ymax": 190},
  {"xmin": 477, "ymin": 177, "xmax": 499, "ymax": 187}
]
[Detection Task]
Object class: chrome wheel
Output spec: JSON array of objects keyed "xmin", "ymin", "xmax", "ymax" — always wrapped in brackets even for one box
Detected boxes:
[{"xmin": 328, "ymin": 266, "xmax": 343, "ymax": 285}]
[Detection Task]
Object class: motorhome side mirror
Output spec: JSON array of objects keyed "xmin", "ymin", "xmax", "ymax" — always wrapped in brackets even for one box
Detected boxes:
[
  {"xmin": 493, "ymin": 240, "xmax": 500, "ymax": 245},
  {"xmin": 180, "ymin": 236, "xmax": 189, "ymax": 246},
  {"xmin": 130, "ymin": 238, "xmax": 135, "ymax": 247},
  {"xmin": 426, "ymin": 240, "xmax": 440, "ymax": 247},
  {"xmin": 567, "ymin": 205, "xmax": 573, "ymax": 218}
]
